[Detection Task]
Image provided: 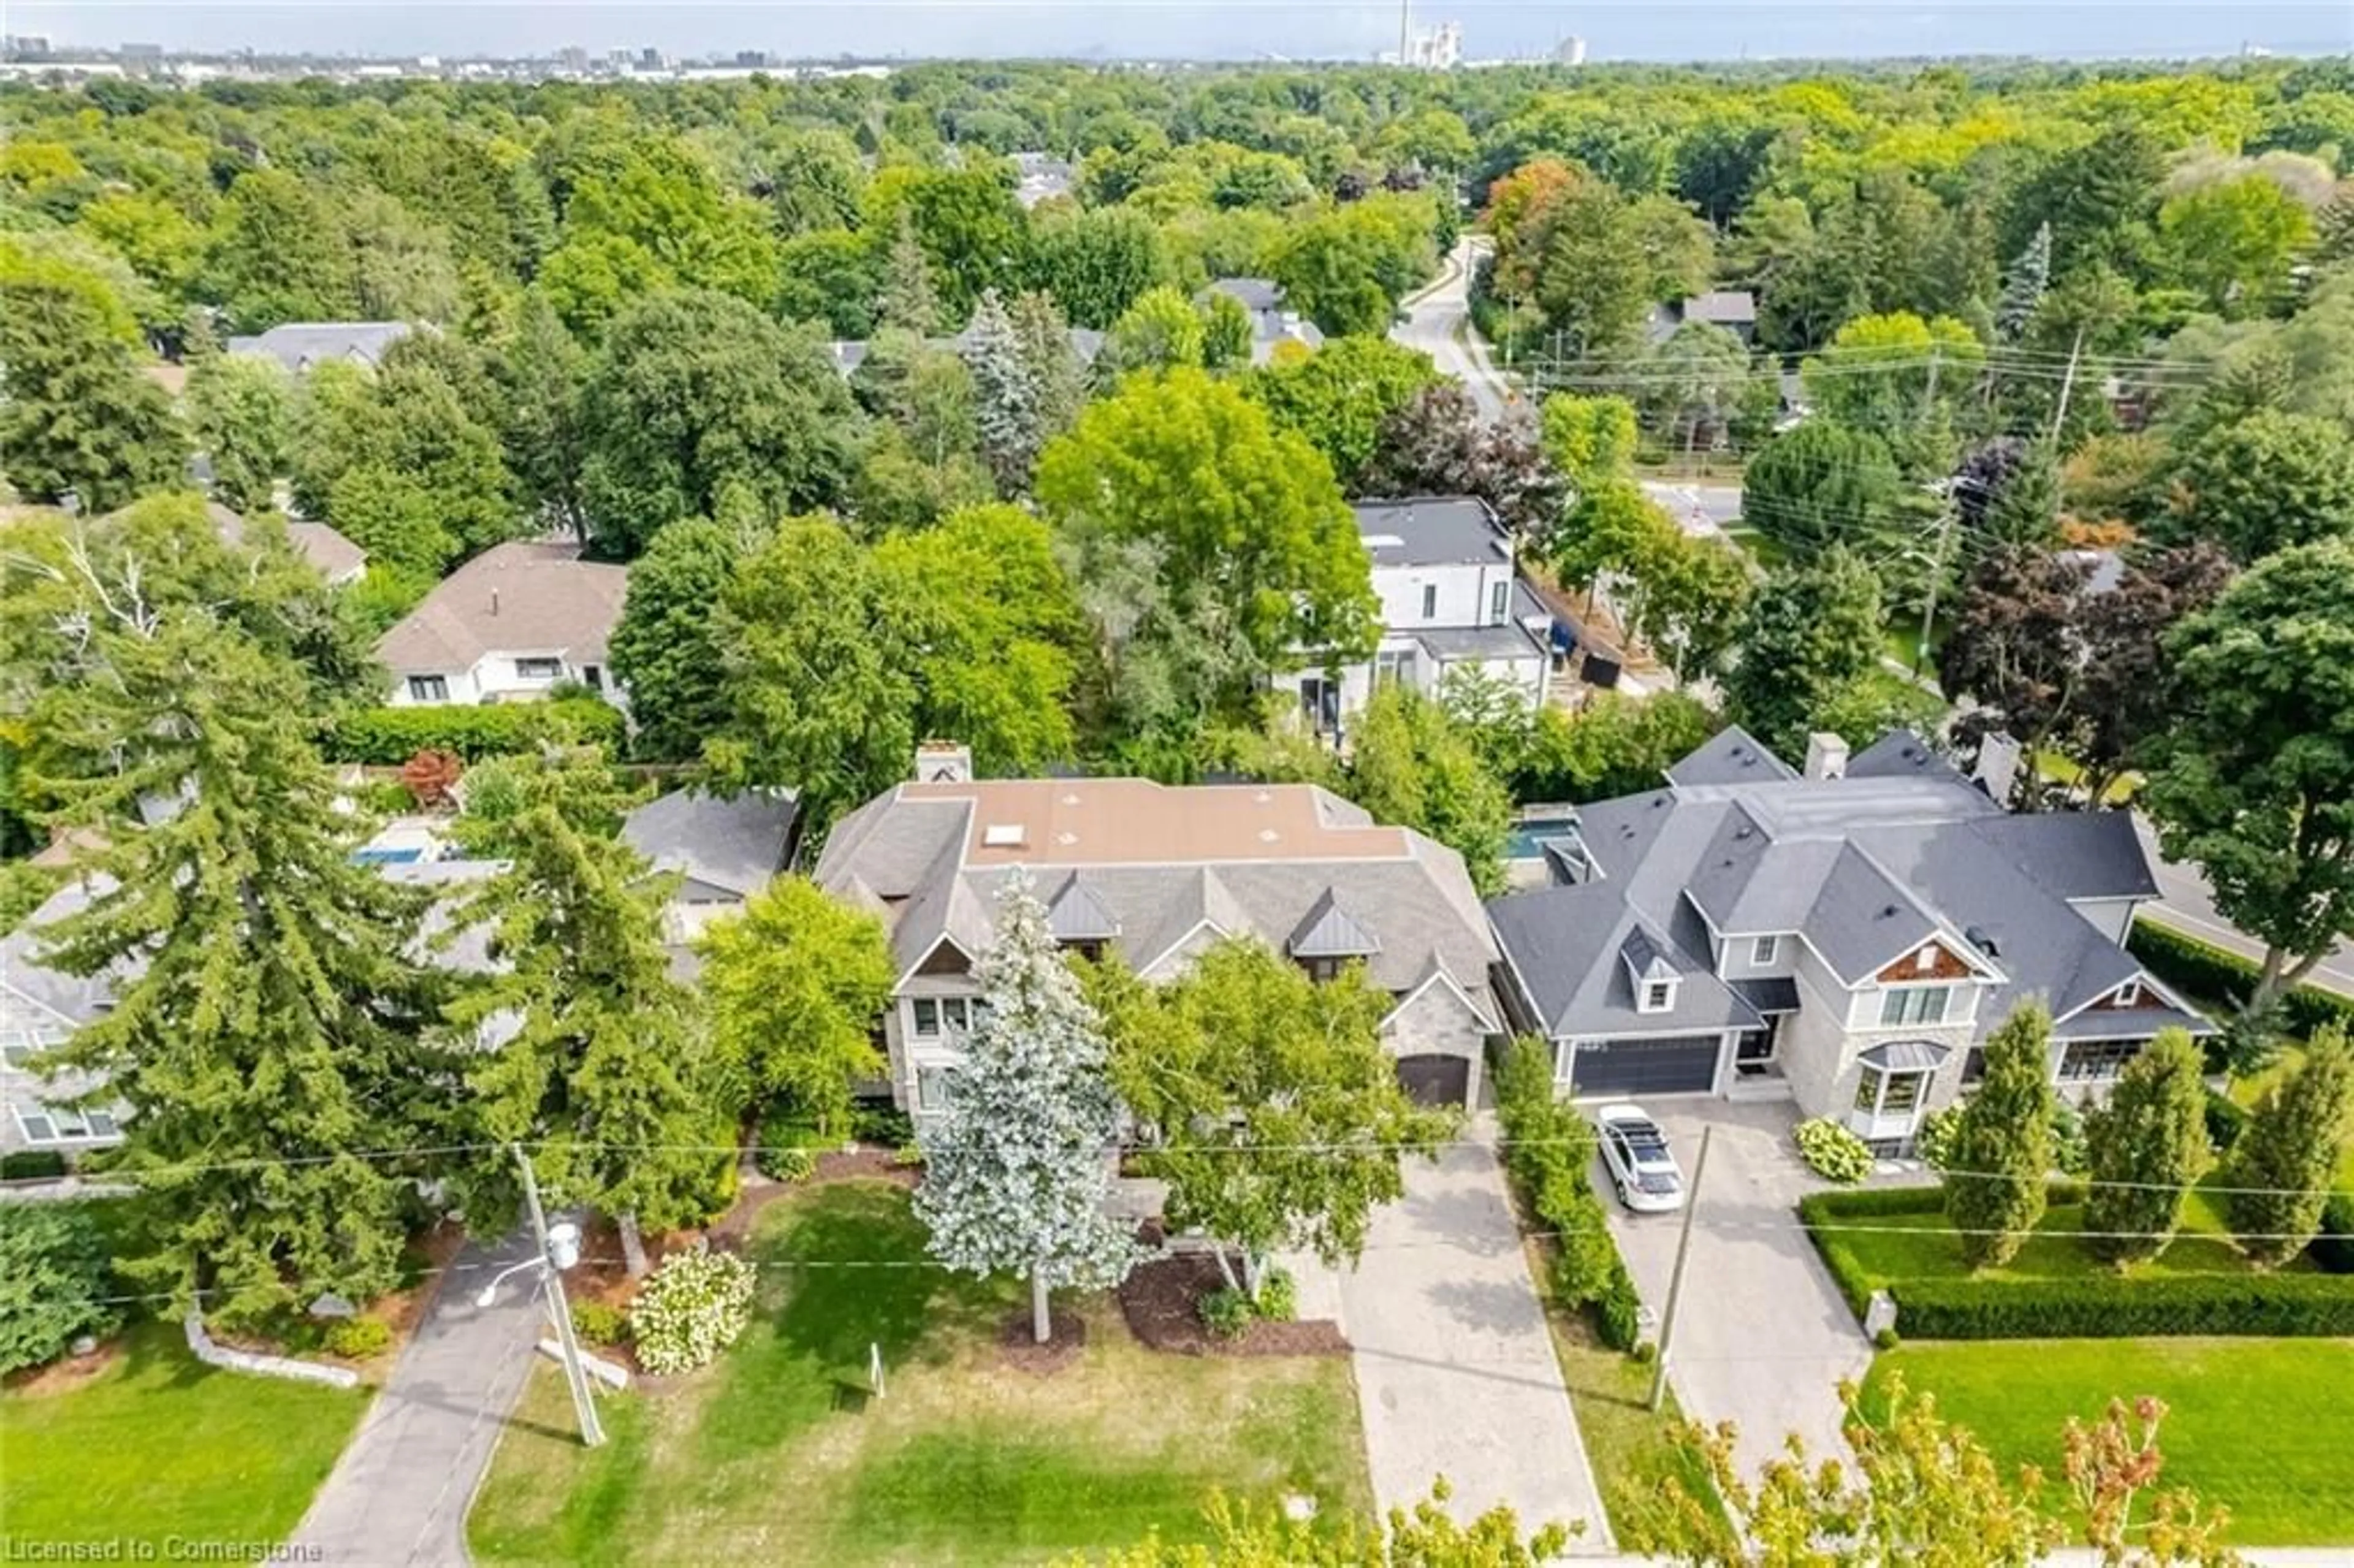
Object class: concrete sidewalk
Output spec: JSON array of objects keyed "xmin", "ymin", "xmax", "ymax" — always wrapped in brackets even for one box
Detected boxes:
[
  {"xmin": 1336, "ymin": 1133, "xmax": 1613, "ymax": 1551},
  {"xmin": 289, "ymin": 1228, "xmax": 547, "ymax": 1566}
]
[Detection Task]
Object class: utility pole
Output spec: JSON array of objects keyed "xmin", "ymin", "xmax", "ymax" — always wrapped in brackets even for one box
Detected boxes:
[
  {"xmin": 1648, "ymin": 1125, "xmax": 1712, "ymax": 1414},
  {"xmin": 514, "ymin": 1143, "xmax": 606, "ymax": 1448},
  {"xmin": 1913, "ymin": 497, "xmax": 1959, "ymax": 677},
  {"xmin": 2049, "ymin": 325, "xmax": 2086, "ymax": 445}
]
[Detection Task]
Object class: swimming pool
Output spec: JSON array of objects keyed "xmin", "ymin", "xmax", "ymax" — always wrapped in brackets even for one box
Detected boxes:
[
  {"xmin": 352, "ymin": 847, "xmax": 426, "ymax": 866},
  {"xmin": 1504, "ymin": 815, "xmax": 1580, "ymax": 860}
]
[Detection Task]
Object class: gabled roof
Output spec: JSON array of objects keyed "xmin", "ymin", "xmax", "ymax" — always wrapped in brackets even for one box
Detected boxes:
[
  {"xmin": 621, "ymin": 787, "xmax": 799, "ymax": 900},
  {"xmin": 1664, "ymin": 726, "xmax": 1797, "ymax": 788},
  {"xmin": 376, "ymin": 541, "xmax": 630, "ymax": 675},
  {"xmin": 1682, "ymin": 290, "xmax": 1757, "ymax": 325},
  {"xmin": 1289, "ymin": 888, "xmax": 1381, "ymax": 959},
  {"xmin": 1619, "ymin": 926, "xmax": 1680, "ymax": 984},
  {"xmin": 207, "ymin": 502, "xmax": 368, "ymax": 584},
  {"xmin": 814, "ymin": 778, "xmax": 1496, "ymax": 1024},
  {"xmin": 225, "ymin": 321, "xmax": 415, "ymax": 372},
  {"xmin": 1487, "ymin": 727, "xmax": 2203, "ymax": 1043},
  {"xmin": 1848, "ymin": 729, "xmax": 1968, "ymax": 786}
]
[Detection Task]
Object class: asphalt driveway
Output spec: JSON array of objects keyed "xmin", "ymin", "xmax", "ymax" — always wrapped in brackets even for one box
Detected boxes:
[
  {"xmin": 1335, "ymin": 1132, "xmax": 1613, "ymax": 1550},
  {"xmin": 1599, "ymin": 1099, "xmax": 1870, "ymax": 1480}
]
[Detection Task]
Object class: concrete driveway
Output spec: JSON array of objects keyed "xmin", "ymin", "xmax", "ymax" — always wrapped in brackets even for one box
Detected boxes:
[
  {"xmin": 1335, "ymin": 1133, "xmax": 1612, "ymax": 1549},
  {"xmin": 1599, "ymin": 1100, "xmax": 1869, "ymax": 1480}
]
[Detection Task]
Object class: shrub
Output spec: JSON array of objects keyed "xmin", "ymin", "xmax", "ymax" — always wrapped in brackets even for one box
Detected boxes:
[
  {"xmin": 0, "ymin": 1149, "xmax": 69, "ymax": 1181},
  {"xmin": 0, "ymin": 1202, "xmax": 118, "ymax": 1374},
  {"xmin": 2048, "ymin": 1102, "xmax": 2090, "ymax": 1176},
  {"xmin": 1794, "ymin": 1117, "xmax": 1873, "ymax": 1184},
  {"xmin": 631, "ymin": 1246, "xmax": 757, "ymax": 1374},
  {"xmin": 1492, "ymin": 1037, "xmax": 1645, "ymax": 1350},
  {"xmin": 2203, "ymin": 1091, "xmax": 2248, "ymax": 1155},
  {"xmin": 1629, "ymin": 1339, "xmax": 1657, "ymax": 1365},
  {"xmin": 891, "ymin": 1142, "xmax": 924, "ymax": 1168},
  {"xmin": 571, "ymin": 1299, "xmax": 631, "ymax": 1346},
  {"xmin": 753, "ymin": 1104, "xmax": 832, "ymax": 1182},
  {"xmin": 1254, "ymin": 1268, "xmax": 1298, "ymax": 1323},
  {"xmin": 1198, "ymin": 1286, "xmax": 1253, "ymax": 1339},
  {"xmin": 2082, "ymin": 1029, "xmax": 2210, "ymax": 1265},
  {"xmin": 1891, "ymin": 1272, "xmax": 2354, "ymax": 1340},
  {"xmin": 1914, "ymin": 1106, "xmax": 1962, "ymax": 1171},
  {"xmin": 851, "ymin": 1101, "xmax": 915, "ymax": 1148},
  {"xmin": 2228, "ymin": 1030, "xmax": 2354, "ymax": 1266},
  {"xmin": 326, "ymin": 696, "xmax": 625, "ymax": 764},
  {"xmin": 322, "ymin": 1318, "xmax": 392, "ymax": 1359},
  {"xmin": 1874, "ymin": 1326, "xmax": 1902, "ymax": 1351},
  {"xmin": 2311, "ymin": 1193, "xmax": 2354, "ymax": 1276},
  {"xmin": 1945, "ymin": 1002, "xmax": 2056, "ymax": 1268}
]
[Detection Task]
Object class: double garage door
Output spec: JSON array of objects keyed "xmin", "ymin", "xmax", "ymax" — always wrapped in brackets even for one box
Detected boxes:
[{"xmin": 1569, "ymin": 1035, "xmax": 1720, "ymax": 1097}]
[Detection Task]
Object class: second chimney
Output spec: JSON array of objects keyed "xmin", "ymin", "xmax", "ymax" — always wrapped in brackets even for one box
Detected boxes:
[{"xmin": 1803, "ymin": 732, "xmax": 1850, "ymax": 782}]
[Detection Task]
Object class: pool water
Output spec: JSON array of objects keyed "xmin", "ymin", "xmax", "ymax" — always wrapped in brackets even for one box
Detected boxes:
[{"xmin": 1504, "ymin": 816, "xmax": 1580, "ymax": 860}]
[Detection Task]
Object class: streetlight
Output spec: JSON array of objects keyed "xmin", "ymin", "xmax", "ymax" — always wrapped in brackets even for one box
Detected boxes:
[{"xmin": 476, "ymin": 1151, "xmax": 606, "ymax": 1447}]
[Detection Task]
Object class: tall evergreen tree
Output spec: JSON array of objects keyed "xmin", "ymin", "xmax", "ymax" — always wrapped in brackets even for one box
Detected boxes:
[
  {"xmin": 2082, "ymin": 1029, "xmax": 2211, "ymax": 1265},
  {"xmin": 1943, "ymin": 1001, "xmax": 2057, "ymax": 1269},
  {"xmin": 2226, "ymin": 1027, "xmax": 2354, "ymax": 1268},
  {"xmin": 878, "ymin": 211, "xmax": 943, "ymax": 337},
  {"xmin": 1994, "ymin": 221, "xmax": 2053, "ymax": 340},
  {"xmin": 0, "ymin": 279, "xmax": 188, "ymax": 512},
  {"xmin": 20, "ymin": 554, "xmax": 449, "ymax": 1326},
  {"xmin": 913, "ymin": 875, "xmax": 1139, "ymax": 1342},
  {"xmin": 444, "ymin": 756, "xmax": 735, "ymax": 1276},
  {"xmin": 961, "ymin": 287, "xmax": 1040, "ymax": 496}
]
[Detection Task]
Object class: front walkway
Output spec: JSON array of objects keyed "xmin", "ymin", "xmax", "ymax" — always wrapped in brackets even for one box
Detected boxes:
[
  {"xmin": 1330, "ymin": 1132, "xmax": 1613, "ymax": 1550},
  {"xmin": 1602, "ymin": 1100, "xmax": 1870, "ymax": 1479},
  {"xmin": 289, "ymin": 1228, "xmax": 546, "ymax": 1566}
]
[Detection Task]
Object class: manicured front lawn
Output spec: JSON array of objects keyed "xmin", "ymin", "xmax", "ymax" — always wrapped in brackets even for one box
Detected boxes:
[
  {"xmin": 0, "ymin": 1322, "xmax": 372, "ymax": 1545},
  {"xmin": 468, "ymin": 1181, "xmax": 1369, "ymax": 1566},
  {"xmin": 1866, "ymin": 1338, "xmax": 2354, "ymax": 1545}
]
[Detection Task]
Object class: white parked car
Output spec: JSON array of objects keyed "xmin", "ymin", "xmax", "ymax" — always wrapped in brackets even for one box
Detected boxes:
[{"xmin": 1595, "ymin": 1103, "xmax": 1685, "ymax": 1214}]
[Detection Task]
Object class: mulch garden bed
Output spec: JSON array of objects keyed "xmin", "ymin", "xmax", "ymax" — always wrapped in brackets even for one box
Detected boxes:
[
  {"xmin": 1118, "ymin": 1253, "xmax": 1349, "ymax": 1358},
  {"xmin": 812, "ymin": 1147, "xmax": 919, "ymax": 1187},
  {"xmin": 999, "ymin": 1305, "xmax": 1088, "ymax": 1375}
]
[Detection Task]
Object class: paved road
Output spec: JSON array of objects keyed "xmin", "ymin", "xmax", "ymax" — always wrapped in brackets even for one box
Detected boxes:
[
  {"xmin": 289, "ymin": 1230, "xmax": 546, "ymax": 1567},
  {"xmin": 1638, "ymin": 481, "xmax": 1742, "ymax": 540},
  {"xmin": 1395, "ymin": 237, "xmax": 1513, "ymax": 422},
  {"xmin": 1336, "ymin": 1133, "xmax": 1613, "ymax": 1550},
  {"xmin": 1603, "ymin": 1100, "xmax": 1868, "ymax": 1481},
  {"xmin": 2133, "ymin": 815, "xmax": 2354, "ymax": 1000}
]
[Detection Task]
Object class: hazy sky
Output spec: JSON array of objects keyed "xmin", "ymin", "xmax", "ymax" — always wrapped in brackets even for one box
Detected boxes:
[{"xmin": 9, "ymin": 1, "xmax": 2350, "ymax": 63}]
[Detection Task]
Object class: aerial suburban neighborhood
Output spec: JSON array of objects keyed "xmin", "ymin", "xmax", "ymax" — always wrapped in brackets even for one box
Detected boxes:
[{"xmin": 2, "ymin": 13, "xmax": 2352, "ymax": 1568}]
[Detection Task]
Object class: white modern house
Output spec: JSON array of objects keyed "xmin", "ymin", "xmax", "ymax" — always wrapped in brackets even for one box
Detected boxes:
[
  {"xmin": 1285, "ymin": 497, "xmax": 1555, "ymax": 742},
  {"xmin": 376, "ymin": 541, "xmax": 630, "ymax": 709}
]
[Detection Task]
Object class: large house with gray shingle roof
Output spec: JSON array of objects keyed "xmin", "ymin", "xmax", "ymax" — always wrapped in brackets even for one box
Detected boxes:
[
  {"xmin": 1487, "ymin": 726, "xmax": 2207, "ymax": 1149},
  {"xmin": 378, "ymin": 540, "xmax": 630, "ymax": 709},
  {"xmin": 814, "ymin": 749, "xmax": 1501, "ymax": 1113}
]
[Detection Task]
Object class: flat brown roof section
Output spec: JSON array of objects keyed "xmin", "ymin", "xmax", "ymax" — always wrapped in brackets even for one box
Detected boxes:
[{"xmin": 898, "ymin": 778, "xmax": 1412, "ymax": 867}]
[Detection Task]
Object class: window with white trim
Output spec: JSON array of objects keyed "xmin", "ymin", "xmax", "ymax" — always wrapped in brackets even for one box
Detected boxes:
[
  {"xmin": 1420, "ymin": 584, "xmax": 1438, "ymax": 620},
  {"xmin": 1750, "ymin": 935, "xmax": 1779, "ymax": 965},
  {"xmin": 12, "ymin": 1103, "xmax": 120, "ymax": 1146},
  {"xmin": 910, "ymin": 997, "xmax": 978, "ymax": 1039},
  {"xmin": 1489, "ymin": 579, "xmax": 1509, "ymax": 625},
  {"xmin": 1851, "ymin": 1063, "xmax": 1927, "ymax": 1117},
  {"xmin": 407, "ymin": 674, "xmax": 449, "ymax": 702},
  {"xmin": 1879, "ymin": 985, "xmax": 1954, "ymax": 1027},
  {"xmin": 1640, "ymin": 980, "xmax": 1675, "ymax": 1013},
  {"xmin": 2059, "ymin": 1038, "xmax": 2146, "ymax": 1082},
  {"xmin": 2114, "ymin": 980, "xmax": 2142, "ymax": 1008},
  {"xmin": 915, "ymin": 1066, "xmax": 957, "ymax": 1113},
  {"xmin": 514, "ymin": 657, "xmax": 563, "ymax": 680}
]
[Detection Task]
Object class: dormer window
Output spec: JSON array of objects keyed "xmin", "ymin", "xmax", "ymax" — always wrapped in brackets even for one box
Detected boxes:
[{"xmin": 1640, "ymin": 980, "xmax": 1676, "ymax": 1014}]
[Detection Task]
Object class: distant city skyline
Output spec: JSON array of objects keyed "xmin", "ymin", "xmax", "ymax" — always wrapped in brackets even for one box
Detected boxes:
[{"xmin": 6, "ymin": 1, "xmax": 2348, "ymax": 64}]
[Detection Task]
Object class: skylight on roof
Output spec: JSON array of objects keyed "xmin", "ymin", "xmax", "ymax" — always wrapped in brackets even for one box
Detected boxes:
[
  {"xmin": 982, "ymin": 823, "xmax": 1027, "ymax": 848},
  {"xmin": 1362, "ymin": 533, "xmax": 1406, "ymax": 549}
]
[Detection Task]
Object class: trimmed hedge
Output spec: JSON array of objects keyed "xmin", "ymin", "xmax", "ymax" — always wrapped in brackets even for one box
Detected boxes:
[
  {"xmin": 326, "ymin": 696, "xmax": 626, "ymax": 764},
  {"xmin": 1799, "ymin": 1183, "xmax": 2354, "ymax": 1337},
  {"xmin": 2315, "ymin": 1194, "xmax": 2354, "ymax": 1276},
  {"xmin": 0, "ymin": 1150, "xmax": 69, "ymax": 1181},
  {"xmin": 2128, "ymin": 919, "xmax": 2354, "ymax": 1043},
  {"xmin": 1889, "ymin": 1273, "xmax": 2354, "ymax": 1340},
  {"xmin": 1493, "ymin": 1038, "xmax": 1645, "ymax": 1350}
]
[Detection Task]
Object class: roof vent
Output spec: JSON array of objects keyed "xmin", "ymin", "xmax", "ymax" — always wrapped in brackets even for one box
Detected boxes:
[
  {"xmin": 1733, "ymin": 824, "xmax": 1754, "ymax": 840},
  {"xmin": 1061, "ymin": 793, "xmax": 1081, "ymax": 806},
  {"xmin": 1255, "ymin": 791, "xmax": 1273, "ymax": 804},
  {"xmin": 1965, "ymin": 923, "xmax": 2000, "ymax": 957},
  {"xmin": 982, "ymin": 823, "xmax": 1027, "ymax": 848},
  {"xmin": 1880, "ymin": 904, "xmax": 1900, "ymax": 918},
  {"xmin": 1258, "ymin": 828, "xmax": 1280, "ymax": 843},
  {"xmin": 1056, "ymin": 831, "xmax": 1078, "ymax": 846}
]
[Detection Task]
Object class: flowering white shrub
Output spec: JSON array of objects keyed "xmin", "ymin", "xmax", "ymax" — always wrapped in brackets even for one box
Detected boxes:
[
  {"xmin": 1794, "ymin": 1117, "xmax": 1875, "ymax": 1184},
  {"xmin": 628, "ymin": 1244, "xmax": 756, "ymax": 1374}
]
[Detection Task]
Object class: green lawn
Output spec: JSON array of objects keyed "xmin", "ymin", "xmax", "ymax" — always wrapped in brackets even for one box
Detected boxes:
[
  {"xmin": 1827, "ymin": 1192, "xmax": 2300, "ymax": 1288},
  {"xmin": 468, "ymin": 1181, "xmax": 1369, "ymax": 1566},
  {"xmin": 1867, "ymin": 1339, "xmax": 2354, "ymax": 1545},
  {"xmin": 0, "ymin": 1322, "xmax": 372, "ymax": 1545}
]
